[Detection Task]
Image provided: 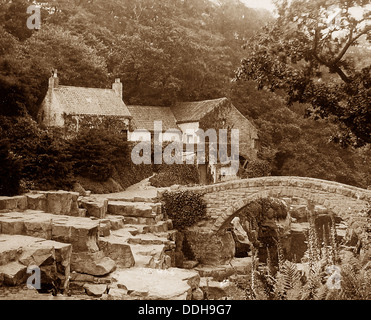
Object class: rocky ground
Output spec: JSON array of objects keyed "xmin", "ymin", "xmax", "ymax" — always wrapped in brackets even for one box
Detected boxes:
[
  {"xmin": 0, "ymin": 179, "xmax": 207, "ymax": 300},
  {"xmin": 1, "ymin": 178, "xmax": 369, "ymax": 300}
]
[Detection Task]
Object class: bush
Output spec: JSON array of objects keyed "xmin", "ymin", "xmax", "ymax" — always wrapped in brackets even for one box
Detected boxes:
[
  {"xmin": 0, "ymin": 139, "xmax": 21, "ymax": 196},
  {"xmin": 162, "ymin": 190, "xmax": 206, "ymax": 230},
  {"xmin": 68, "ymin": 129, "xmax": 129, "ymax": 182},
  {"xmin": 0, "ymin": 116, "xmax": 74, "ymax": 191},
  {"xmin": 150, "ymin": 164, "xmax": 200, "ymax": 187},
  {"xmin": 239, "ymin": 159, "xmax": 272, "ymax": 179}
]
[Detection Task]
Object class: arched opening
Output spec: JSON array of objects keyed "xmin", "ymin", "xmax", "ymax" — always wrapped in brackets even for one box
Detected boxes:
[{"xmin": 223, "ymin": 197, "xmax": 346, "ymax": 266}]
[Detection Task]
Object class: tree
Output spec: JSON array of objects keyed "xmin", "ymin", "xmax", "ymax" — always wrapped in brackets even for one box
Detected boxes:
[
  {"xmin": 236, "ymin": 0, "xmax": 371, "ymax": 147},
  {"xmin": 0, "ymin": 139, "xmax": 21, "ymax": 196}
]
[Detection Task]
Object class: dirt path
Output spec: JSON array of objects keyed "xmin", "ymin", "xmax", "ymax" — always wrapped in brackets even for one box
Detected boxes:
[{"xmin": 92, "ymin": 177, "xmax": 167, "ymax": 201}]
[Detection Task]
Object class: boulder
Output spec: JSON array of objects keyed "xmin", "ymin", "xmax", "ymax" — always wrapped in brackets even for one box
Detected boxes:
[
  {"xmin": 0, "ymin": 196, "xmax": 27, "ymax": 211},
  {"xmin": 192, "ymin": 288, "xmax": 204, "ymax": 300},
  {"xmin": 71, "ymin": 251, "xmax": 116, "ymax": 276},
  {"xmin": 184, "ymin": 227, "xmax": 235, "ymax": 266},
  {"xmin": 26, "ymin": 194, "xmax": 47, "ymax": 211},
  {"xmin": 80, "ymin": 199, "xmax": 108, "ymax": 219},
  {"xmin": 0, "ymin": 262, "xmax": 27, "ymax": 286},
  {"xmin": 98, "ymin": 236, "xmax": 135, "ymax": 268},
  {"xmin": 84, "ymin": 283, "xmax": 108, "ymax": 297},
  {"xmin": 111, "ymin": 268, "xmax": 199, "ymax": 300},
  {"xmin": 199, "ymin": 277, "xmax": 230, "ymax": 300},
  {"xmin": 42, "ymin": 191, "xmax": 80, "ymax": 216}
]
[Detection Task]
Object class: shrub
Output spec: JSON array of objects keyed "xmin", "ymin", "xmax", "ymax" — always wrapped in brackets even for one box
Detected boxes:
[
  {"xmin": 150, "ymin": 164, "xmax": 200, "ymax": 187},
  {"xmin": 0, "ymin": 116, "xmax": 74, "ymax": 191},
  {"xmin": 68, "ymin": 129, "xmax": 129, "ymax": 182},
  {"xmin": 162, "ymin": 190, "xmax": 206, "ymax": 230},
  {"xmin": 0, "ymin": 139, "xmax": 21, "ymax": 196},
  {"xmin": 239, "ymin": 159, "xmax": 272, "ymax": 178}
]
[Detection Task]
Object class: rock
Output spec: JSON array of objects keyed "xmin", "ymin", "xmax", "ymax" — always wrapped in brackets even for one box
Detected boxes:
[
  {"xmin": 0, "ymin": 235, "xmax": 72, "ymax": 291},
  {"xmin": 26, "ymin": 194, "xmax": 47, "ymax": 211},
  {"xmin": 111, "ymin": 267, "xmax": 199, "ymax": 300},
  {"xmin": 71, "ymin": 251, "xmax": 116, "ymax": 276},
  {"xmin": 80, "ymin": 199, "xmax": 108, "ymax": 219},
  {"xmin": 289, "ymin": 205, "xmax": 308, "ymax": 221},
  {"xmin": 106, "ymin": 287, "xmax": 129, "ymax": 300},
  {"xmin": 106, "ymin": 215, "xmax": 125, "ymax": 230},
  {"xmin": 23, "ymin": 216, "xmax": 52, "ymax": 239},
  {"xmin": 192, "ymin": 288, "xmax": 204, "ymax": 300},
  {"xmin": 72, "ymin": 182, "xmax": 86, "ymax": 196},
  {"xmin": 0, "ymin": 196, "xmax": 27, "ymax": 211},
  {"xmin": 107, "ymin": 201, "xmax": 155, "ymax": 218},
  {"xmin": 0, "ymin": 216, "xmax": 25, "ymax": 235},
  {"xmin": 78, "ymin": 209, "xmax": 87, "ymax": 217},
  {"xmin": 43, "ymin": 191, "xmax": 80, "ymax": 216},
  {"xmin": 98, "ymin": 236, "xmax": 135, "ymax": 268},
  {"xmin": 84, "ymin": 283, "xmax": 108, "ymax": 297},
  {"xmin": 0, "ymin": 262, "xmax": 27, "ymax": 286},
  {"xmin": 70, "ymin": 272, "xmax": 95, "ymax": 282},
  {"xmin": 184, "ymin": 227, "xmax": 235, "ymax": 266},
  {"xmin": 98, "ymin": 220, "xmax": 111, "ymax": 237},
  {"xmin": 199, "ymin": 277, "xmax": 230, "ymax": 300}
]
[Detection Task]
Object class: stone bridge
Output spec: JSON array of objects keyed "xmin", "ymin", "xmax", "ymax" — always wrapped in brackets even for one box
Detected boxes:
[{"xmin": 168, "ymin": 176, "xmax": 371, "ymax": 232}]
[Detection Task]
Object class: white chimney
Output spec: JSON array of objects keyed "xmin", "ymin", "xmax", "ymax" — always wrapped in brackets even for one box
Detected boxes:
[
  {"xmin": 112, "ymin": 78, "xmax": 123, "ymax": 99},
  {"xmin": 49, "ymin": 69, "xmax": 59, "ymax": 89}
]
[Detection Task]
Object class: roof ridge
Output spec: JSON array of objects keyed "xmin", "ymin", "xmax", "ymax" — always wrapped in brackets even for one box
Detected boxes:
[
  {"xmin": 176, "ymin": 97, "xmax": 227, "ymax": 105},
  {"xmin": 56, "ymin": 85, "xmax": 114, "ymax": 91}
]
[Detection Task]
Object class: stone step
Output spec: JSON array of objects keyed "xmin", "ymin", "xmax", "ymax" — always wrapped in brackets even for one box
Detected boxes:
[
  {"xmin": 0, "ymin": 211, "xmax": 100, "ymax": 252},
  {"xmin": 130, "ymin": 244, "xmax": 168, "ymax": 269},
  {"xmin": 79, "ymin": 198, "xmax": 108, "ymax": 219},
  {"xmin": 98, "ymin": 235, "xmax": 135, "ymax": 268},
  {"xmin": 143, "ymin": 220, "xmax": 171, "ymax": 233},
  {"xmin": 123, "ymin": 214, "xmax": 163, "ymax": 226},
  {"xmin": 108, "ymin": 267, "xmax": 200, "ymax": 300},
  {"xmin": 108, "ymin": 228, "xmax": 175, "ymax": 248},
  {"xmin": 107, "ymin": 201, "xmax": 162, "ymax": 218},
  {"xmin": 194, "ymin": 257, "xmax": 253, "ymax": 281},
  {"xmin": 107, "ymin": 195, "xmax": 159, "ymax": 203},
  {"xmin": 108, "ymin": 202, "xmax": 153, "ymax": 217},
  {"xmin": 123, "ymin": 220, "xmax": 172, "ymax": 234}
]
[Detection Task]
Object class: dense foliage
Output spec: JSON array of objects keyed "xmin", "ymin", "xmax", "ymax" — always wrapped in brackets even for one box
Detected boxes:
[
  {"xmin": 236, "ymin": 0, "xmax": 371, "ymax": 147},
  {"xmin": 0, "ymin": 139, "xmax": 21, "ymax": 196},
  {"xmin": 150, "ymin": 164, "xmax": 200, "ymax": 187},
  {"xmin": 231, "ymin": 81, "xmax": 371, "ymax": 188},
  {"xmin": 162, "ymin": 190, "xmax": 207, "ymax": 229}
]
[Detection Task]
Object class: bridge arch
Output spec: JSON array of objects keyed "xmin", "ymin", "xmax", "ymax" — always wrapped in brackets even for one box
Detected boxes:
[{"xmin": 162, "ymin": 176, "xmax": 371, "ymax": 232}]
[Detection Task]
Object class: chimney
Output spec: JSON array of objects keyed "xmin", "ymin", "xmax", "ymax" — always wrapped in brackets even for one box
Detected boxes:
[
  {"xmin": 112, "ymin": 78, "xmax": 123, "ymax": 99},
  {"xmin": 49, "ymin": 69, "xmax": 59, "ymax": 89}
]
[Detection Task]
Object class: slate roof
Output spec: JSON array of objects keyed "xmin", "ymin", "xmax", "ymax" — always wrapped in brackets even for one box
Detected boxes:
[
  {"xmin": 53, "ymin": 85, "xmax": 131, "ymax": 117},
  {"xmin": 127, "ymin": 105, "xmax": 178, "ymax": 131},
  {"xmin": 171, "ymin": 97, "xmax": 228, "ymax": 123}
]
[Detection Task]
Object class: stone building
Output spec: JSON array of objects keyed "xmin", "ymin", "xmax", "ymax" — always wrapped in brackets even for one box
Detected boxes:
[
  {"xmin": 128, "ymin": 98, "xmax": 259, "ymax": 183},
  {"xmin": 39, "ymin": 71, "xmax": 132, "ymax": 137},
  {"xmin": 39, "ymin": 72, "xmax": 259, "ymax": 183}
]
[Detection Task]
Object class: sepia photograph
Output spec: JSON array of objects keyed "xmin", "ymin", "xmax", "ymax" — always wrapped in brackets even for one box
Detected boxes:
[{"xmin": 0, "ymin": 0, "xmax": 370, "ymax": 308}]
